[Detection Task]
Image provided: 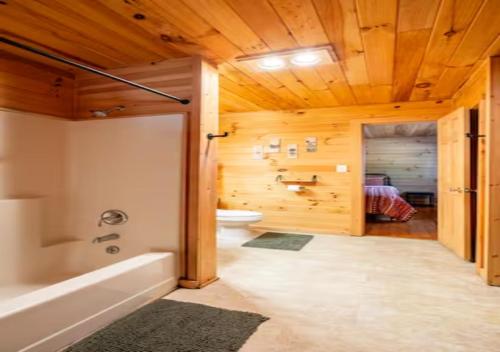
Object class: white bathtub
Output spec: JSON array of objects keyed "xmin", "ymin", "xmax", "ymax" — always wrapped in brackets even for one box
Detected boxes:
[{"xmin": 0, "ymin": 252, "xmax": 177, "ymax": 352}]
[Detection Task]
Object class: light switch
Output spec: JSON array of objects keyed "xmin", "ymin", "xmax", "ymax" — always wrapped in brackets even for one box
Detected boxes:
[{"xmin": 336, "ymin": 164, "xmax": 348, "ymax": 173}]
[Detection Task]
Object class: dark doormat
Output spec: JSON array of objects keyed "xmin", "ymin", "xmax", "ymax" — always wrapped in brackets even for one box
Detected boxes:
[
  {"xmin": 64, "ymin": 299, "xmax": 269, "ymax": 352},
  {"xmin": 242, "ymin": 232, "xmax": 314, "ymax": 251}
]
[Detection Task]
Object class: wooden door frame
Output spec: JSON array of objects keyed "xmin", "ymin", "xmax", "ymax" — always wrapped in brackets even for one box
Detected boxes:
[
  {"xmin": 350, "ymin": 116, "xmax": 440, "ymax": 236},
  {"xmin": 476, "ymin": 100, "xmax": 487, "ymax": 276}
]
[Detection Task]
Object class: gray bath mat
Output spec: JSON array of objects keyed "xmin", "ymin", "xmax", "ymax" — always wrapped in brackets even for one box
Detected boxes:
[
  {"xmin": 242, "ymin": 232, "xmax": 313, "ymax": 251},
  {"xmin": 64, "ymin": 299, "xmax": 269, "ymax": 352}
]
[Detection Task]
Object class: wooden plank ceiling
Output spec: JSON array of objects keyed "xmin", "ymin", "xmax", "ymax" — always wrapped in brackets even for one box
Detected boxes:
[{"xmin": 1, "ymin": 0, "xmax": 499, "ymax": 113}]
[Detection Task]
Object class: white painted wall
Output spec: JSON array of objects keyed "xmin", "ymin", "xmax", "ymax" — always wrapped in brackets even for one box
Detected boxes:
[{"xmin": 0, "ymin": 111, "xmax": 184, "ymax": 283}]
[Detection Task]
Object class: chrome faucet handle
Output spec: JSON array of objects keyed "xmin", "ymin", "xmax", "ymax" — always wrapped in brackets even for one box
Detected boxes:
[{"xmin": 98, "ymin": 210, "xmax": 128, "ymax": 227}]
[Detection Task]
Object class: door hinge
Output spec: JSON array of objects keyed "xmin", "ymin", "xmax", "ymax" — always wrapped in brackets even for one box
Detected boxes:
[{"xmin": 466, "ymin": 133, "xmax": 486, "ymax": 138}]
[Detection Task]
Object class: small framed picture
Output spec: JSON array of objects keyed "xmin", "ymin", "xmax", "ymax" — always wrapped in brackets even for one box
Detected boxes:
[
  {"xmin": 287, "ymin": 144, "xmax": 298, "ymax": 159},
  {"xmin": 252, "ymin": 145, "xmax": 264, "ymax": 160},
  {"xmin": 305, "ymin": 137, "xmax": 317, "ymax": 152},
  {"xmin": 267, "ymin": 137, "xmax": 281, "ymax": 153}
]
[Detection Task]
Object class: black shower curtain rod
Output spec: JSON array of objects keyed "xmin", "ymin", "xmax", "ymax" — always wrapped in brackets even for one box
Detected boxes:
[{"xmin": 0, "ymin": 36, "xmax": 191, "ymax": 105}]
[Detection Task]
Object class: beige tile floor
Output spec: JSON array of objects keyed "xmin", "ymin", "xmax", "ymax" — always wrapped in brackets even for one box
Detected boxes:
[{"xmin": 166, "ymin": 229, "xmax": 500, "ymax": 352}]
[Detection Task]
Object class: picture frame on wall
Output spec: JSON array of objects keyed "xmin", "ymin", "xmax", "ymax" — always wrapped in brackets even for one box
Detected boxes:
[
  {"xmin": 252, "ymin": 145, "xmax": 264, "ymax": 160},
  {"xmin": 287, "ymin": 144, "xmax": 298, "ymax": 159},
  {"xmin": 267, "ymin": 137, "xmax": 281, "ymax": 153},
  {"xmin": 305, "ymin": 137, "xmax": 317, "ymax": 152}
]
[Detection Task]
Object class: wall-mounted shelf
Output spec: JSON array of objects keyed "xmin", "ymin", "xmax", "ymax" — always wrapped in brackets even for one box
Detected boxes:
[{"xmin": 275, "ymin": 175, "xmax": 318, "ymax": 185}]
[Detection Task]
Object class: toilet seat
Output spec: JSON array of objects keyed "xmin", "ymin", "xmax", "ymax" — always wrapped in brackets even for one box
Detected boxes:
[{"xmin": 217, "ymin": 209, "xmax": 263, "ymax": 223}]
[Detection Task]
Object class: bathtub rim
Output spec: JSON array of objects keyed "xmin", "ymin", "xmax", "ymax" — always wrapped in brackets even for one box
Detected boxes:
[{"xmin": 0, "ymin": 252, "xmax": 174, "ymax": 319}]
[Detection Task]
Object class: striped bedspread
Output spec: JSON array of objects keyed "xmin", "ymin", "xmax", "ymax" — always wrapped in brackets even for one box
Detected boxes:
[{"xmin": 365, "ymin": 186, "xmax": 417, "ymax": 222}]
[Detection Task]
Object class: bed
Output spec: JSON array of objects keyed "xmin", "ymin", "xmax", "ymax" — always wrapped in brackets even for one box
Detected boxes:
[{"xmin": 365, "ymin": 174, "xmax": 417, "ymax": 222}]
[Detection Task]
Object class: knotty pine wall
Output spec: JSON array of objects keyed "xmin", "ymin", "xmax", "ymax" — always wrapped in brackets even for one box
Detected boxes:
[
  {"xmin": 74, "ymin": 57, "xmax": 193, "ymax": 119},
  {"xmin": 487, "ymin": 57, "xmax": 500, "ymax": 286},
  {"xmin": 0, "ymin": 53, "xmax": 195, "ymax": 120},
  {"xmin": 365, "ymin": 136, "xmax": 437, "ymax": 195},
  {"xmin": 0, "ymin": 52, "xmax": 75, "ymax": 118},
  {"xmin": 218, "ymin": 101, "xmax": 452, "ymax": 234},
  {"xmin": 453, "ymin": 56, "xmax": 500, "ymax": 286},
  {"xmin": 452, "ymin": 59, "xmax": 489, "ymax": 281}
]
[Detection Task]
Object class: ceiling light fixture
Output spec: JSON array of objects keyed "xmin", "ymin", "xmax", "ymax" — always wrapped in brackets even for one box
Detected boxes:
[
  {"xmin": 236, "ymin": 45, "xmax": 335, "ymax": 72},
  {"xmin": 258, "ymin": 56, "xmax": 286, "ymax": 70},
  {"xmin": 291, "ymin": 52, "xmax": 321, "ymax": 67}
]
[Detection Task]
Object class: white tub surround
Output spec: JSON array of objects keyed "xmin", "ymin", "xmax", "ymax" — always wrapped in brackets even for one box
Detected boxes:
[{"xmin": 0, "ymin": 253, "xmax": 176, "ymax": 352}]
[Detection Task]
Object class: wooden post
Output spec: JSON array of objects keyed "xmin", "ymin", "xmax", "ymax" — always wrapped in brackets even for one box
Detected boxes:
[
  {"xmin": 486, "ymin": 56, "xmax": 500, "ymax": 285},
  {"xmin": 350, "ymin": 121, "xmax": 365, "ymax": 236},
  {"xmin": 179, "ymin": 57, "xmax": 219, "ymax": 288}
]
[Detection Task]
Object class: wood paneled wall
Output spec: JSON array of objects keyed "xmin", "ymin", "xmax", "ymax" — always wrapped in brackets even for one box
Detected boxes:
[
  {"xmin": 0, "ymin": 52, "xmax": 75, "ymax": 118},
  {"xmin": 74, "ymin": 57, "xmax": 194, "ymax": 119},
  {"xmin": 454, "ymin": 60, "xmax": 489, "ymax": 108},
  {"xmin": 453, "ymin": 58, "xmax": 489, "ymax": 280},
  {"xmin": 486, "ymin": 57, "xmax": 500, "ymax": 286},
  {"xmin": 218, "ymin": 101, "xmax": 451, "ymax": 234},
  {"xmin": 451, "ymin": 56, "xmax": 500, "ymax": 286},
  {"xmin": 365, "ymin": 136, "xmax": 437, "ymax": 195},
  {"xmin": 0, "ymin": 53, "xmax": 195, "ymax": 120}
]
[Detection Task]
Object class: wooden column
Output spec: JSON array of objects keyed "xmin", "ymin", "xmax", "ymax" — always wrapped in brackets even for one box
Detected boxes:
[
  {"xmin": 350, "ymin": 121, "xmax": 365, "ymax": 236},
  {"xmin": 486, "ymin": 56, "xmax": 500, "ymax": 285},
  {"xmin": 179, "ymin": 57, "xmax": 219, "ymax": 288}
]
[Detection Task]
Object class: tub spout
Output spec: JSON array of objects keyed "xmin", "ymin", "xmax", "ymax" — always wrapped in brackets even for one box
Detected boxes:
[{"xmin": 92, "ymin": 233, "xmax": 120, "ymax": 243}]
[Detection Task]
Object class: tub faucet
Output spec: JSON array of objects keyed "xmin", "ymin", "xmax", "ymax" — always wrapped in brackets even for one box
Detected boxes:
[
  {"xmin": 98, "ymin": 209, "xmax": 128, "ymax": 227},
  {"xmin": 92, "ymin": 233, "xmax": 120, "ymax": 243}
]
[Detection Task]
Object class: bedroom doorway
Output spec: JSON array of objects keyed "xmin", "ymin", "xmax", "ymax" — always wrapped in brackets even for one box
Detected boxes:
[{"xmin": 362, "ymin": 122, "xmax": 438, "ymax": 240}]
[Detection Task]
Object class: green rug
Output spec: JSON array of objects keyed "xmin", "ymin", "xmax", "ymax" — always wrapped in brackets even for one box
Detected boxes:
[
  {"xmin": 242, "ymin": 232, "xmax": 314, "ymax": 251},
  {"xmin": 64, "ymin": 299, "xmax": 269, "ymax": 352}
]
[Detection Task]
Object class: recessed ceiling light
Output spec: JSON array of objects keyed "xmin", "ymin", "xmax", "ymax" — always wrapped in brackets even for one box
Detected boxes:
[
  {"xmin": 291, "ymin": 52, "xmax": 321, "ymax": 67},
  {"xmin": 258, "ymin": 56, "xmax": 286, "ymax": 70}
]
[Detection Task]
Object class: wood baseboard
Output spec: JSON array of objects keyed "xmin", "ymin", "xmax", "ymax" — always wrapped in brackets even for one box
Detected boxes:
[{"xmin": 178, "ymin": 276, "xmax": 219, "ymax": 289}]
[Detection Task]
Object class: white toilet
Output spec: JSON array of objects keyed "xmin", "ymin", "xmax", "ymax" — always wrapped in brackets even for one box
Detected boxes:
[{"xmin": 216, "ymin": 209, "xmax": 263, "ymax": 231}]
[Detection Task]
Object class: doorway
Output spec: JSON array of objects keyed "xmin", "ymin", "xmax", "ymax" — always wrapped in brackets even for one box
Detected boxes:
[{"xmin": 362, "ymin": 122, "xmax": 438, "ymax": 240}]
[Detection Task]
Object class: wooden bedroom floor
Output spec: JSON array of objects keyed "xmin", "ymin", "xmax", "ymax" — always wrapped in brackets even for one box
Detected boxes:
[{"xmin": 365, "ymin": 207, "xmax": 437, "ymax": 240}]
